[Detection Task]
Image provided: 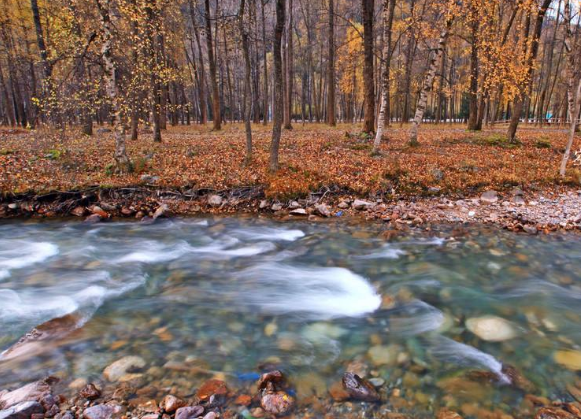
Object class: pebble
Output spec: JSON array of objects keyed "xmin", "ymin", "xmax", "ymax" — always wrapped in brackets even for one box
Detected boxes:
[
  {"xmin": 175, "ymin": 406, "xmax": 204, "ymax": 419},
  {"xmin": 554, "ymin": 350, "xmax": 581, "ymax": 370},
  {"xmin": 465, "ymin": 316, "xmax": 519, "ymax": 341},
  {"xmin": 82, "ymin": 404, "xmax": 123, "ymax": 419},
  {"xmin": 103, "ymin": 356, "xmax": 146, "ymax": 382}
]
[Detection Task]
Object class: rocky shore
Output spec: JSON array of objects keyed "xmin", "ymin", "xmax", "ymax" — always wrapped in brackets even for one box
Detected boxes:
[
  {"xmin": 1, "ymin": 364, "xmax": 580, "ymax": 419},
  {"xmin": 1, "ymin": 186, "xmax": 581, "ymax": 234}
]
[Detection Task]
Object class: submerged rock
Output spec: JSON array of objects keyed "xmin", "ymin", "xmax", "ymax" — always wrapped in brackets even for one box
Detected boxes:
[
  {"xmin": 436, "ymin": 410, "xmax": 463, "ymax": 419},
  {"xmin": 260, "ymin": 391, "xmax": 294, "ymax": 416},
  {"xmin": 175, "ymin": 406, "xmax": 204, "ymax": 419},
  {"xmin": 79, "ymin": 384, "xmax": 101, "ymax": 401},
  {"xmin": 0, "ymin": 401, "xmax": 43, "ymax": 419},
  {"xmin": 554, "ymin": 350, "xmax": 581, "ymax": 370},
  {"xmin": 0, "ymin": 379, "xmax": 55, "ymax": 410},
  {"xmin": 160, "ymin": 395, "xmax": 185, "ymax": 413},
  {"xmin": 465, "ymin": 315, "xmax": 518, "ymax": 341},
  {"xmin": 0, "ymin": 314, "xmax": 84, "ymax": 362},
  {"xmin": 103, "ymin": 356, "xmax": 146, "ymax": 382},
  {"xmin": 196, "ymin": 379, "xmax": 228, "ymax": 402},
  {"xmin": 535, "ymin": 407, "xmax": 577, "ymax": 419},
  {"xmin": 82, "ymin": 404, "xmax": 124, "ymax": 419},
  {"xmin": 341, "ymin": 372, "xmax": 380, "ymax": 402}
]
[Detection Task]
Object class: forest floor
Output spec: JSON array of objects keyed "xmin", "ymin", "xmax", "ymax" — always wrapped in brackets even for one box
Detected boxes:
[{"xmin": 1, "ymin": 122, "xmax": 580, "ymax": 232}]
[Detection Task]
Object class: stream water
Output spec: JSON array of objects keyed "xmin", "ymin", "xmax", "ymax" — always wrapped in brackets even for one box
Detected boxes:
[{"xmin": 1, "ymin": 217, "xmax": 580, "ymax": 416}]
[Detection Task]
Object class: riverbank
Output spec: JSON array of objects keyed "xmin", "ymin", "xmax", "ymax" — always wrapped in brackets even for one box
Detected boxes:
[
  {"xmin": 2, "ymin": 184, "xmax": 581, "ymax": 234},
  {"xmin": 2, "ymin": 123, "xmax": 580, "ymax": 232}
]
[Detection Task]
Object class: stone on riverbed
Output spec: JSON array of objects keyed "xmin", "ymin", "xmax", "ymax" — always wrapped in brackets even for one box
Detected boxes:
[
  {"xmin": 82, "ymin": 404, "xmax": 124, "ymax": 419},
  {"xmin": 175, "ymin": 406, "xmax": 204, "ymax": 419},
  {"xmin": 160, "ymin": 395, "xmax": 185, "ymax": 413},
  {"xmin": 103, "ymin": 356, "xmax": 146, "ymax": 382},
  {"xmin": 0, "ymin": 401, "xmax": 43, "ymax": 419},
  {"xmin": 554, "ymin": 350, "xmax": 581, "ymax": 370},
  {"xmin": 0, "ymin": 379, "xmax": 54, "ymax": 410},
  {"xmin": 342, "ymin": 372, "xmax": 380, "ymax": 402},
  {"xmin": 196, "ymin": 379, "xmax": 228, "ymax": 402},
  {"xmin": 79, "ymin": 384, "xmax": 101, "ymax": 400},
  {"xmin": 465, "ymin": 315, "xmax": 519, "ymax": 341}
]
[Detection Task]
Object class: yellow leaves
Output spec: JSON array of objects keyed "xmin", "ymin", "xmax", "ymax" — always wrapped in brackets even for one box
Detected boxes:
[{"xmin": 337, "ymin": 23, "xmax": 364, "ymax": 100}]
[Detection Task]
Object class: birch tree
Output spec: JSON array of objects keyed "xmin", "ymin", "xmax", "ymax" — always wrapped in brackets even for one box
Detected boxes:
[
  {"xmin": 409, "ymin": 15, "xmax": 453, "ymax": 146},
  {"xmin": 373, "ymin": 0, "xmax": 397, "ymax": 154},
  {"xmin": 96, "ymin": 0, "xmax": 131, "ymax": 173}
]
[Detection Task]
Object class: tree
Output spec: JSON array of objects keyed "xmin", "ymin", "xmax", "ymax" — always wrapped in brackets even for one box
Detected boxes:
[
  {"xmin": 361, "ymin": 0, "xmax": 375, "ymax": 133},
  {"xmin": 205, "ymin": 0, "xmax": 221, "ymax": 130},
  {"xmin": 409, "ymin": 12, "xmax": 453, "ymax": 146},
  {"xmin": 373, "ymin": 0, "xmax": 396, "ymax": 154},
  {"xmin": 327, "ymin": 0, "xmax": 336, "ymax": 126},
  {"xmin": 239, "ymin": 0, "xmax": 253, "ymax": 164},
  {"xmin": 270, "ymin": 0, "xmax": 285, "ymax": 172},
  {"xmin": 507, "ymin": 0, "xmax": 553, "ymax": 143},
  {"xmin": 95, "ymin": 0, "xmax": 131, "ymax": 173}
]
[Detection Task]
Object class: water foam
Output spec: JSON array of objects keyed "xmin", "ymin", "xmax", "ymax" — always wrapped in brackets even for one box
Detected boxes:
[
  {"xmin": 237, "ymin": 263, "xmax": 381, "ymax": 319},
  {"xmin": 427, "ymin": 335, "xmax": 510, "ymax": 383},
  {"xmin": 0, "ymin": 242, "xmax": 58, "ymax": 270},
  {"xmin": 231, "ymin": 227, "xmax": 305, "ymax": 242},
  {"xmin": 383, "ymin": 300, "xmax": 445, "ymax": 335}
]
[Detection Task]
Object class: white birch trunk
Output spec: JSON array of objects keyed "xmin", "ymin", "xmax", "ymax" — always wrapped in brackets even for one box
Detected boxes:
[
  {"xmin": 97, "ymin": 0, "xmax": 131, "ymax": 172},
  {"xmin": 409, "ymin": 18, "xmax": 453, "ymax": 146},
  {"xmin": 373, "ymin": 0, "xmax": 396, "ymax": 154},
  {"xmin": 560, "ymin": 78, "xmax": 581, "ymax": 177}
]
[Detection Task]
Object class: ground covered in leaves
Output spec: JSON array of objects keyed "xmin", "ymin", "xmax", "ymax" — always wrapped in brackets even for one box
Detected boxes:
[{"xmin": 0, "ymin": 123, "xmax": 579, "ymax": 198}]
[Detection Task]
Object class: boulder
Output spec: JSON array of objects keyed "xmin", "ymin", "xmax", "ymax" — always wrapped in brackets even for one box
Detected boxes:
[
  {"xmin": 0, "ymin": 401, "xmax": 43, "ymax": 419},
  {"xmin": 534, "ymin": 407, "xmax": 577, "ymax": 419},
  {"xmin": 465, "ymin": 316, "xmax": 518, "ymax": 341},
  {"xmin": 103, "ymin": 356, "xmax": 146, "ymax": 382},
  {"xmin": 0, "ymin": 380, "xmax": 54, "ymax": 410}
]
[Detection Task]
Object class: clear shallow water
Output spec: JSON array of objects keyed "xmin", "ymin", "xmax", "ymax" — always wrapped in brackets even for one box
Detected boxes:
[{"xmin": 1, "ymin": 217, "xmax": 581, "ymax": 415}]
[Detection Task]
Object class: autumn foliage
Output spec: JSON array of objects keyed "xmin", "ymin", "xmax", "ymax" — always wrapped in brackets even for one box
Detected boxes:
[{"xmin": 0, "ymin": 124, "xmax": 576, "ymax": 199}]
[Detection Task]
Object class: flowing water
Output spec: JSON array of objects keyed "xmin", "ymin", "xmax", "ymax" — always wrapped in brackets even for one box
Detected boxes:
[{"xmin": 1, "ymin": 217, "xmax": 581, "ymax": 416}]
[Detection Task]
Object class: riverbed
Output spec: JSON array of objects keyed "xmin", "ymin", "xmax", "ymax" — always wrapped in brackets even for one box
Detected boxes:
[{"xmin": 1, "ymin": 217, "xmax": 580, "ymax": 417}]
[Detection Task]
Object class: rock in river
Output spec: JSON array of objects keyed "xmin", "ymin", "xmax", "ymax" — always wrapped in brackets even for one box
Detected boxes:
[
  {"xmin": 79, "ymin": 384, "xmax": 101, "ymax": 401},
  {"xmin": 82, "ymin": 404, "xmax": 124, "ymax": 419},
  {"xmin": 175, "ymin": 406, "xmax": 204, "ymax": 419},
  {"xmin": 0, "ymin": 401, "xmax": 44, "ymax": 419},
  {"xmin": 342, "ymin": 372, "xmax": 380, "ymax": 402},
  {"xmin": 0, "ymin": 379, "xmax": 55, "ymax": 410},
  {"xmin": 554, "ymin": 350, "xmax": 581, "ymax": 370},
  {"xmin": 260, "ymin": 391, "xmax": 295, "ymax": 416},
  {"xmin": 465, "ymin": 315, "xmax": 518, "ymax": 341},
  {"xmin": 103, "ymin": 356, "xmax": 146, "ymax": 382},
  {"xmin": 160, "ymin": 395, "xmax": 186, "ymax": 413}
]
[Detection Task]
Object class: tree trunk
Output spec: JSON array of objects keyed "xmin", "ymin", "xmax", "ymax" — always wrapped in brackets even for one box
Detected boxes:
[
  {"xmin": 372, "ymin": 0, "xmax": 396, "ymax": 153},
  {"xmin": 205, "ymin": 0, "xmax": 221, "ymax": 130},
  {"xmin": 190, "ymin": 3, "xmax": 208, "ymax": 125},
  {"xmin": 96, "ymin": 0, "xmax": 131, "ymax": 173},
  {"xmin": 270, "ymin": 0, "xmax": 285, "ymax": 172},
  {"xmin": 239, "ymin": 0, "xmax": 253, "ymax": 164},
  {"xmin": 326, "ymin": 0, "xmax": 336, "ymax": 126},
  {"xmin": 362, "ymin": 0, "xmax": 375, "ymax": 133},
  {"xmin": 560, "ymin": 78, "xmax": 581, "ymax": 176},
  {"xmin": 261, "ymin": 0, "xmax": 269, "ymax": 125},
  {"xmin": 467, "ymin": 8, "xmax": 479, "ymax": 131},
  {"xmin": 284, "ymin": 0, "xmax": 293, "ymax": 129},
  {"xmin": 507, "ymin": 0, "xmax": 552, "ymax": 142},
  {"xmin": 409, "ymin": 18, "xmax": 453, "ymax": 146}
]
